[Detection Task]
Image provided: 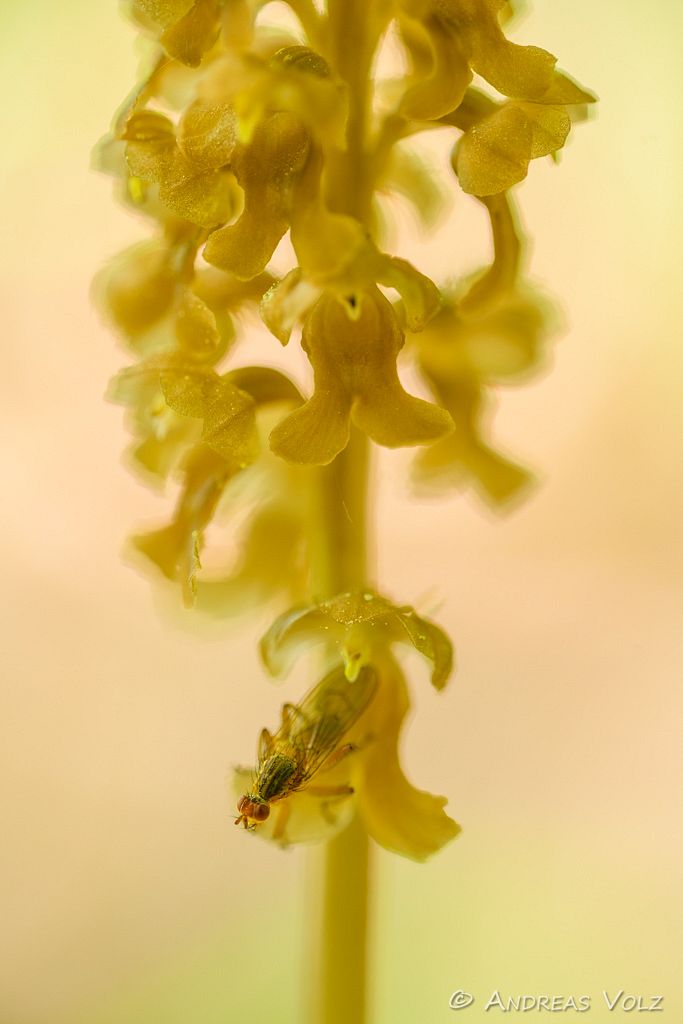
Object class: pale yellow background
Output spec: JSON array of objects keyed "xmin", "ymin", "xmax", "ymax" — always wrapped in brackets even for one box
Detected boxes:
[{"xmin": 1, "ymin": 2, "xmax": 682, "ymax": 1022}]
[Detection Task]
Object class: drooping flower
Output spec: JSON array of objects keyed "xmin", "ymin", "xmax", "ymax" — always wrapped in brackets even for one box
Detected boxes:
[
  {"xmin": 123, "ymin": 108, "xmax": 241, "ymax": 229},
  {"xmin": 269, "ymin": 287, "xmax": 454, "ymax": 465},
  {"xmin": 451, "ymin": 76, "xmax": 596, "ymax": 196},
  {"xmin": 411, "ymin": 190, "xmax": 555, "ymax": 504},
  {"xmin": 126, "ymin": 364, "xmax": 303, "ymax": 604},
  {"xmin": 243, "ymin": 590, "xmax": 460, "ymax": 859}
]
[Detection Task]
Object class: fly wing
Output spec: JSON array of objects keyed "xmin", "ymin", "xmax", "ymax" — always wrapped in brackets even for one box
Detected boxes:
[{"xmin": 282, "ymin": 664, "xmax": 377, "ymax": 780}]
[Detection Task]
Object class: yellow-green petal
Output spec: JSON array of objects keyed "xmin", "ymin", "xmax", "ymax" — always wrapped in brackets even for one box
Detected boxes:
[
  {"xmin": 132, "ymin": 447, "xmax": 234, "ymax": 606},
  {"xmin": 203, "ymin": 112, "xmax": 310, "ymax": 278},
  {"xmin": 158, "ymin": 159, "xmax": 240, "ymax": 228},
  {"xmin": 131, "ymin": 0, "xmax": 194, "ymax": 29},
  {"xmin": 160, "ymin": 0, "xmax": 221, "ymax": 67},
  {"xmin": 260, "ymin": 270, "xmax": 322, "ymax": 345},
  {"xmin": 377, "ymin": 256, "xmax": 441, "ymax": 333},
  {"xmin": 454, "ymin": 101, "xmax": 571, "ymax": 195},
  {"xmin": 177, "ymin": 101, "xmax": 239, "ymax": 169},
  {"xmin": 357, "ymin": 658, "xmax": 460, "ymax": 861},
  {"xmin": 270, "ymin": 388, "xmax": 351, "ymax": 466},
  {"xmin": 399, "ymin": 12, "xmax": 471, "ymax": 121},
  {"xmin": 99, "ymin": 241, "xmax": 177, "ymax": 337},
  {"xmin": 270, "ymin": 290, "xmax": 453, "ymax": 465},
  {"xmin": 261, "ymin": 590, "xmax": 454, "ymax": 689},
  {"xmin": 161, "ymin": 369, "xmax": 260, "ymax": 466},
  {"xmin": 174, "ymin": 291, "xmax": 223, "ymax": 362}
]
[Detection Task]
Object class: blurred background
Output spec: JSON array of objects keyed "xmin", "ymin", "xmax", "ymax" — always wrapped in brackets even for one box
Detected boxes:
[{"xmin": 1, "ymin": 1, "xmax": 682, "ymax": 1021}]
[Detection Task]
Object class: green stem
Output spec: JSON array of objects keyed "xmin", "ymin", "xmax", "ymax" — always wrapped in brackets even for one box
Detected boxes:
[
  {"xmin": 324, "ymin": 0, "xmax": 381, "ymax": 222},
  {"xmin": 306, "ymin": 428, "xmax": 372, "ymax": 1024},
  {"xmin": 309, "ymin": 426, "xmax": 370, "ymax": 599},
  {"xmin": 304, "ymin": 6, "xmax": 384, "ymax": 1021},
  {"xmin": 313, "ymin": 814, "xmax": 371, "ymax": 1024}
]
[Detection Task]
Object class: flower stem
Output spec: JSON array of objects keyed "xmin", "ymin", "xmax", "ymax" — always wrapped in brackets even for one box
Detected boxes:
[
  {"xmin": 306, "ymin": 427, "xmax": 372, "ymax": 1024},
  {"xmin": 312, "ymin": 814, "xmax": 371, "ymax": 1024},
  {"xmin": 304, "ymin": 5, "xmax": 383, "ymax": 1018},
  {"xmin": 309, "ymin": 426, "xmax": 370, "ymax": 599}
]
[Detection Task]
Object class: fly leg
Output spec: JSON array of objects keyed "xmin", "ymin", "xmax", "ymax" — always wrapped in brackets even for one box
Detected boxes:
[
  {"xmin": 306, "ymin": 784, "xmax": 355, "ymax": 797},
  {"xmin": 306, "ymin": 783, "xmax": 355, "ymax": 826},
  {"xmin": 317, "ymin": 743, "xmax": 356, "ymax": 775}
]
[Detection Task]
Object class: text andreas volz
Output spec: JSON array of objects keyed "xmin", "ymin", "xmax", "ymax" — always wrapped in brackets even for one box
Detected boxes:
[{"xmin": 479, "ymin": 991, "xmax": 664, "ymax": 1013}]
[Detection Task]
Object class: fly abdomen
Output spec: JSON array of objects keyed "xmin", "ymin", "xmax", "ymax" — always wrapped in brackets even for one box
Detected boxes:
[{"xmin": 256, "ymin": 752, "xmax": 299, "ymax": 801}]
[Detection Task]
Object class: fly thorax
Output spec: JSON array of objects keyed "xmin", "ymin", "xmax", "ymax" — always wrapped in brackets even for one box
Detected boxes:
[{"xmin": 256, "ymin": 752, "xmax": 298, "ymax": 801}]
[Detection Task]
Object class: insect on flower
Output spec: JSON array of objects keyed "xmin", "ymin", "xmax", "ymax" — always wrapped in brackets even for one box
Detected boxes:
[{"xmin": 235, "ymin": 664, "xmax": 377, "ymax": 838}]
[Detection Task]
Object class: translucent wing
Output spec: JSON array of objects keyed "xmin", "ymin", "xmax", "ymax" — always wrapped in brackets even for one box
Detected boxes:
[{"xmin": 267, "ymin": 664, "xmax": 377, "ymax": 781}]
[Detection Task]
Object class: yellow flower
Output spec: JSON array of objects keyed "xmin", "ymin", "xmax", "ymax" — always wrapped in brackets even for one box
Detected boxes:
[
  {"xmin": 396, "ymin": 0, "xmax": 556, "ymax": 120},
  {"xmin": 126, "ymin": 366, "xmax": 303, "ymax": 604},
  {"xmin": 245, "ymin": 590, "xmax": 460, "ymax": 859},
  {"xmin": 412, "ymin": 192, "xmax": 555, "ymax": 504},
  {"xmin": 123, "ymin": 109, "xmax": 241, "ymax": 228},
  {"xmin": 451, "ymin": 77, "xmax": 596, "ymax": 196},
  {"xmin": 392, "ymin": 1, "xmax": 595, "ymax": 194},
  {"xmin": 269, "ymin": 288, "xmax": 454, "ymax": 465},
  {"xmin": 132, "ymin": 445, "xmax": 234, "ymax": 606}
]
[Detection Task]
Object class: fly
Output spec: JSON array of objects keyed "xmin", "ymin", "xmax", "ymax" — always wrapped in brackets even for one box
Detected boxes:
[{"xmin": 235, "ymin": 664, "xmax": 377, "ymax": 836}]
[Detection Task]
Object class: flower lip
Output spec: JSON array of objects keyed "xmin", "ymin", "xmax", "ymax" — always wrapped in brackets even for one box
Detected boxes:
[{"xmin": 269, "ymin": 288, "xmax": 454, "ymax": 466}]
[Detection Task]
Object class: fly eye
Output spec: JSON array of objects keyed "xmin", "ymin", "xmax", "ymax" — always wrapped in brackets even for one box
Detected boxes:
[
  {"xmin": 237, "ymin": 795, "xmax": 250, "ymax": 813},
  {"xmin": 252, "ymin": 803, "xmax": 270, "ymax": 822}
]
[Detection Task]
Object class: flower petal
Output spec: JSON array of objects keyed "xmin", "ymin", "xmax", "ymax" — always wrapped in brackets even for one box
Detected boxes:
[
  {"xmin": 124, "ymin": 110, "xmax": 241, "ymax": 228},
  {"xmin": 260, "ymin": 605, "xmax": 331, "ymax": 677},
  {"xmin": 174, "ymin": 291, "xmax": 223, "ymax": 362},
  {"xmin": 394, "ymin": 607, "xmax": 453, "ymax": 689},
  {"xmin": 351, "ymin": 386, "xmax": 453, "ymax": 450},
  {"xmin": 357, "ymin": 658, "xmax": 460, "ymax": 861},
  {"xmin": 177, "ymin": 100, "xmax": 239, "ymax": 169},
  {"xmin": 454, "ymin": 101, "xmax": 571, "ymax": 196},
  {"xmin": 158, "ymin": 160, "xmax": 240, "ymax": 228},
  {"xmin": 132, "ymin": 447, "xmax": 234, "ymax": 605},
  {"xmin": 414, "ymin": 390, "xmax": 534, "ymax": 505},
  {"xmin": 160, "ymin": 368, "xmax": 260, "ymax": 467},
  {"xmin": 377, "ymin": 256, "xmax": 441, "ymax": 333},
  {"xmin": 123, "ymin": 110, "xmax": 176, "ymax": 183},
  {"xmin": 99, "ymin": 241, "xmax": 178, "ymax": 337},
  {"xmin": 227, "ymin": 366, "xmax": 303, "ymax": 407},
  {"xmin": 196, "ymin": 499, "xmax": 306, "ymax": 617},
  {"xmin": 398, "ymin": 12, "xmax": 471, "ymax": 120},
  {"xmin": 160, "ymin": 0, "xmax": 221, "ymax": 68},
  {"xmin": 130, "ymin": 0, "xmax": 194, "ymax": 29},
  {"xmin": 269, "ymin": 387, "xmax": 351, "ymax": 466},
  {"xmin": 262, "ymin": 591, "xmax": 455, "ymax": 689},
  {"xmin": 203, "ymin": 112, "xmax": 310, "ymax": 278},
  {"xmin": 260, "ymin": 270, "xmax": 322, "ymax": 345}
]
